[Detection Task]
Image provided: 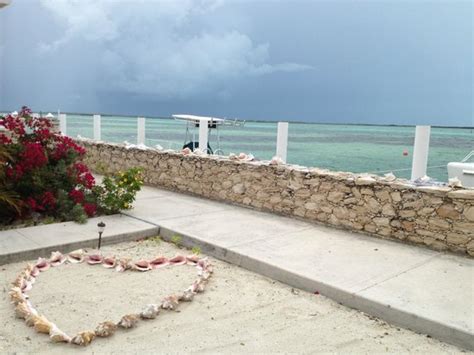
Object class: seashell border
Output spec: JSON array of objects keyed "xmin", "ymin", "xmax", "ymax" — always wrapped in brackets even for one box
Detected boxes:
[{"xmin": 9, "ymin": 249, "xmax": 213, "ymax": 346}]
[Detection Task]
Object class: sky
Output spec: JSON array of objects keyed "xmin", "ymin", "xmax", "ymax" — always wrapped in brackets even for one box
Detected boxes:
[{"xmin": 0, "ymin": 0, "xmax": 472, "ymax": 126}]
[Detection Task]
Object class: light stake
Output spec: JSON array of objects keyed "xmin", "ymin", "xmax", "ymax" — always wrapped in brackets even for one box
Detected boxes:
[{"xmin": 97, "ymin": 221, "xmax": 106, "ymax": 249}]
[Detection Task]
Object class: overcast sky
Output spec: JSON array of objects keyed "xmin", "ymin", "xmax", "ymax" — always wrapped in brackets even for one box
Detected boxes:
[{"xmin": 0, "ymin": 0, "xmax": 472, "ymax": 126}]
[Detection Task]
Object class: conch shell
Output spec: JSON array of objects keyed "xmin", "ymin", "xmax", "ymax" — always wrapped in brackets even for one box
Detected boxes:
[
  {"xmin": 115, "ymin": 258, "xmax": 132, "ymax": 272},
  {"xmin": 190, "ymin": 279, "xmax": 206, "ymax": 293},
  {"xmin": 178, "ymin": 290, "xmax": 195, "ymax": 302},
  {"xmin": 161, "ymin": 295, "xmax": 180, "ymax": 310},
  {"xmin": 33, "ymin": 315, "xmax": 54, "ymax": 334},
  {"xmin": 186, "ymin": 255, "xmax": 200, "ymax": 265},
  {"xmin": 86, "ymin": 254, "xmax": 103, "ymax": 265},
  {"xmin": 71, "ymin": 331, "xmax": 96, "ymax": 346},
  {"xmin": 15, "ymin": 301, "xmax": 32, "ymax": 319},
  {"xmin": 95, "ymin": 321, "xmax": 117, "ymax": 337},
  {"xmin": 35, "ymin": 258, "xmax": 50, "ymax": 272},
  {"xmin": 118, "ymin": 314, "xmax": 140, "ymax": 329},
  {"xmin": 50, "ymin": 325, "xmax": 71, "ymax": 343},
  {"xmin": 168, "ymin": 255, "xmax": 186, "ymax": 266},
  {"xmin": 49, "ymin": 251, "xmax": 66, "ymax": 267},
  {"xmin": 133, "ymin": 260, "xmax": 151, "ymax": 272},
  {"xmin": 9, "ymin": 287, "xmax": 28, "ymax": 305},
  {"xmin": 25, "ymin": 313, "xmax": 41, "ymax": 327},
  {"xmin": 67, "ymin": 249, "xmax": 85, "ymax": 263},
  {"xmin": 150, "ymin": 256, "xmax": 168, "ymax": 269},
  {"xmin": 30, "ymin": 266, "xmax": 40, "ymax": 278},
  {"xmin": 140, "ymin": 304, "xmax": 160, "ymax": 319},
  {"xmin": 103, "ymin": 256, "xmax": 116, "ymax": 268},
  {"xmin": 21, "ymin": 279, "xmax": 33, "ymax": 293},
  {"xmin": 12, "ymin": 273, "xmax": 25, "ymax": 288}
]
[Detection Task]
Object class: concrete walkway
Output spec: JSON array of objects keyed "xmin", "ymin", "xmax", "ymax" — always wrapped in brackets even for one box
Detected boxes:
[
  {"xmin": 125, "ymin": 186, "xmax": 474, "ymax": 351},
  {"xmin": 0, "ymin": 215, "xmax": 158, "ymax": 265},
  {"xmin": 0, "ymin": 185, "xmax": 472, "ymax": 350}
]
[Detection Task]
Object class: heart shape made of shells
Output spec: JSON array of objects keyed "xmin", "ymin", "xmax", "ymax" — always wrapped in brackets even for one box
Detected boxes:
[{"xmin": 9, "ymin": 249, "xmax": 213, "ymax": 346}]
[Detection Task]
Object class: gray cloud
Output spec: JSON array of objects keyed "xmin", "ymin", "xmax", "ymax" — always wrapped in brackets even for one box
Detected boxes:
[{"xmin": 38, "ymin": 0, "xmax": 312, "ymax": 98}]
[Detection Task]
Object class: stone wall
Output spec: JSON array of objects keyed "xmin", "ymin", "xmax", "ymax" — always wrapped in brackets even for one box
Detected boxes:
[{"xmin": 80, "ymin": 140, "xmax": 474, "ymax": 256}]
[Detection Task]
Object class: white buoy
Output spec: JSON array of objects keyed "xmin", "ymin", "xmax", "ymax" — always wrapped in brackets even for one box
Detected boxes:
[
  {"xmin": 199, "ymin": 120, "xmax": 209, "ymax": 154},
  {"xmin": 137, "ymin": 117, "xmax": 146, "ymax": 145},
  {"xmin": 411, "ymin": 125, "xmax": 431, "ymax": 180},
  {"xmin": 93, "ymin": 114, "xmax": 101, "ymax": 141},
  {"xmin": 276, "ymin": 122, "xmax": 289, "ymax": 163}
]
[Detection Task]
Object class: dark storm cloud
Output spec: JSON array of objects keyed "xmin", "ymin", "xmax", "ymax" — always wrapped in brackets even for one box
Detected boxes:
[{"xmin": 0, "ymin": 0, "xmax": 472, "ymax": 126}]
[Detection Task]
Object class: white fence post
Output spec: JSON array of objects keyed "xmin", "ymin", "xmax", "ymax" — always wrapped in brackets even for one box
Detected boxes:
[
  {"xmin": 93, "ymin": 114, "xmax": 101, "ymax": 141},
  {"xmin": 411, "ymin": 125, "xmax": 431, "ymax": 180},
  {"xmin": 137, "ymin": 117, "xmax": 146, "ymax": 145},
  {"xmin": 199, "ymin": 120, "xmax": 209, "ymax": 154},
  {"xmin": 59, "ymin": 113, "xmax": 67, "ymax": 136},
  {"xmin": 276, "ymin": 122, "xmax": 289, "ymax": 163}
]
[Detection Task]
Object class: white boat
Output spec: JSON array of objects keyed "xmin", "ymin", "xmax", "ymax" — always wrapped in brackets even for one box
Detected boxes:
[
  {"xmin": 172, "ymin": 114, "xmax": 245, "ymax": 155},
  {"xmin": 448, "ymin": 151, "xmax": 474, "ymax": 188}
]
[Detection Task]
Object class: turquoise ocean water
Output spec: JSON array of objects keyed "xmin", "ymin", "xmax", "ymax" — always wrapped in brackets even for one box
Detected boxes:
[{"xmin": 66, "ymin": 114, "xmax": 473, "ymax": 182}]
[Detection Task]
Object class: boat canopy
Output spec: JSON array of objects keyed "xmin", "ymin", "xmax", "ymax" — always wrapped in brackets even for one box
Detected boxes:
[{"xmin": 172, "ymin": 114, "xmax": 225, "ymax": 124}]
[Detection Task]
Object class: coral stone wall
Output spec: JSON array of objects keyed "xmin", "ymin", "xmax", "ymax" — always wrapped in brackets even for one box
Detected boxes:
[{"xmin": 80, "ymin": 141, "xmax": 474, "ymax": 256}]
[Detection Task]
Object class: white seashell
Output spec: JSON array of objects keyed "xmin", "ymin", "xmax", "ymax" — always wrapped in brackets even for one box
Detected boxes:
[
  {"xmin": 384, "ymin": 172, "xmax": 397, "ymax": 181},
  {"xmin": 49, "ymin": 251, "xmax": 66, "ymax": 267},
  {"xmin": 67, "ymin": 249, "xmax": 85, "ymax": 263},
  {"xmin": 448, "ymin": 177, "xmax": 462, "ymax": 187},
  {"xmin": 161, "ymin": 295, "xmax": 180, "ymax": 310},
  {"xmin": 50, "ymin": 325, "xmax": 71, "ymax": 343},
  {"xmin": 118, "ymin": 314, "xmax": 140, "ymax": 329},
  {"xmin": 191, "ymin": 280, "xmax": 206, "ymax": 293},
  {"xmin": 95, "ymin": 321, "xmax": 117, "ymax": 337},
  {"xmin": 9, "ymin": 287, "xmax": 28, "ymax": 305},
  {"xmin": 179, "ymin": 289, "xmax": 195, "ymax": 302},
  {"xmin": 140, "ymin": 304, "xmax": 160, "ymax": 319},
  {"xmin": 15, "ymin": 302, "xmax": 32, "ymax": 319},
  {"xmin": 270, "ymin": 156, "xmax": 284, "ymax": 165},
  {"xmin": 115, "ymin": 258, "xmax": 132, "ymax": 272}
]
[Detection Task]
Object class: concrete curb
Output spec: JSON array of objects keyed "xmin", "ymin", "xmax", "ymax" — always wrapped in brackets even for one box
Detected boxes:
[
  {"xmin": 155, "ymin": 224, "xmax": 474, "ymax": 351},
  {"xmin": 0, "ymin": 226, "xmax": 159, "ymax": 266}
]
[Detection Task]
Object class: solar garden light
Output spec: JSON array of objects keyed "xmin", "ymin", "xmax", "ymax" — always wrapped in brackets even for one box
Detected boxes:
[{"xmin": 97, "ymin": 221, "xmax": 106, "ymax": 249}]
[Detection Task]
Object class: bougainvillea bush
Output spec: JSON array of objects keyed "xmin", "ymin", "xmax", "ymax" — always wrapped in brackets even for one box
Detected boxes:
[{"xmin": 0, "ymin": 107, "xmax": 143, "ymax": 225}]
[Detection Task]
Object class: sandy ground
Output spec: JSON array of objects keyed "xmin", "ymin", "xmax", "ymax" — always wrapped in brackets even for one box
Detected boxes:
[{"xmin": 0, "ymin": 238, "xmax": 468, "ymax": 354}]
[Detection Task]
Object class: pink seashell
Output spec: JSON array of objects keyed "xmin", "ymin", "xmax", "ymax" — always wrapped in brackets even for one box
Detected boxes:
[
  {"xmin": 35, "ymin": 258, "xmax": 50, "ymax": 272},
  {"xmin": 197, "ymin": 258, "xmax": 213, "ymax": 273},
  {"xmin": 21, "ymin": 279, "xmax": 33, "ymax": 293},
  {"xmin": 103, "ymin": 256, "xmax": 116, "ymax": 269},
  {"xmin": 169, "ymin": 255, "xmax": 186, "ymax": 266},
  {"xmin": 49, "ymin": 251, "xmax": 66, "ymax": 267},
  {"xmin": 30, "ymin": 267, "xmax": 40, "ymax": 278},
  {"xmin": 150, "ymin": 256, "xmax": 169, "ymax": 269},
  {"xmin": 181, "ymin": 147, "xmax": 192, "ymax": 155},
  {"xmin": 186, "ymin": 255, "xmax": 200, "ymax": 265},
  {"xmin": 133, "ymin": 260, "xmax": 151, "ymax": 272},
  {"xmin": 86, "ymin": 254, "xmax": 103, "ymax": 265}
]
